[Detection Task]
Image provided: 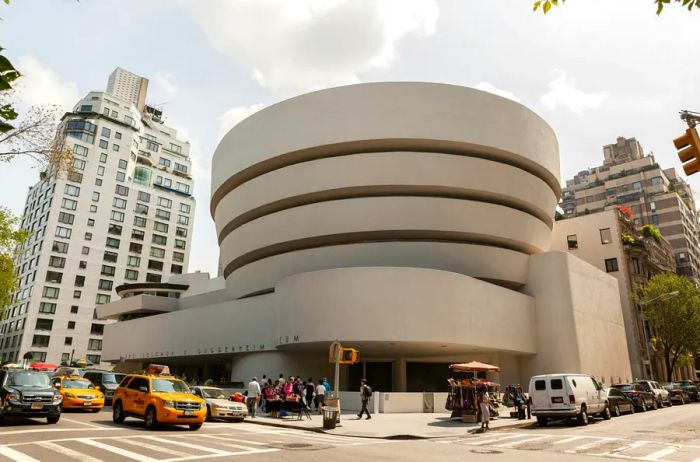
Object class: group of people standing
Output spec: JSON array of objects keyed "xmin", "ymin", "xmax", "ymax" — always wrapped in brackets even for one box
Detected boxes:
[{"xmin": 246, "ymin": 375, "xmax": 331, "ymax": 417}]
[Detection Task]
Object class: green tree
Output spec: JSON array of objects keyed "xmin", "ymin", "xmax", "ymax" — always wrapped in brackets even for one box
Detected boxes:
[
  {"xmin": 635, "ymin": 273, "xmax": 700, "ymax": 381},
  {"xmin": 533, "ymin": 0, "xmax": 700, "ymax": 15},
  {"xmin": 0, "ymin": 207, "xmax": 28, "ymax": 317}
]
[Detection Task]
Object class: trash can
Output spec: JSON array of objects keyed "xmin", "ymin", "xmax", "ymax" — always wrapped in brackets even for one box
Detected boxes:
[{"xmin": 322, "ymin": 407, "xmax": 339, "ymax": 429}]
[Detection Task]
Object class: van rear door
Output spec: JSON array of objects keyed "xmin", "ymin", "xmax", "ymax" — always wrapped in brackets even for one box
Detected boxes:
[
  {"xmin": 549, "ymin": 377, "xmax": 572, "ymax": 410},
  {"xmin": 530, "ymin": 377, "xmax": 550, "ymax": 410}
]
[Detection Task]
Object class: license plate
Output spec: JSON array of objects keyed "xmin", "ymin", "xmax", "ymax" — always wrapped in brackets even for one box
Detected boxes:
[
  {"xmin": 551, "ymin": 396, "xmax": 564, "ymax": 404},
  {"xmin": 184, "ymin": 410, "xmax": 193, "ymax": 416},
  {"xmin": 31, "ymin": 402, "xmax": 43, "ymax": 409},
  {"xmin": 84, "ymin": 401, "xmax": 92, "ymax": 406}
]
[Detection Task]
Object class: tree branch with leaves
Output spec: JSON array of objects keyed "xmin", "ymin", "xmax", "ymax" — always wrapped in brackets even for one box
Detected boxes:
[
  {"xmin": 534, "ymin": 0, "xmax": 700, "ymax": 15},
  {"xmin": 0, "ymin": 207, "xmax": 29, "ymax": 318}
]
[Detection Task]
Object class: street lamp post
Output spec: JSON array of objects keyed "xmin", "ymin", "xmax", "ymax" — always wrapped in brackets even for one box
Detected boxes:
[{"xmin": 637, "ymin": 290, "xmax": 679, "ymax": 381}]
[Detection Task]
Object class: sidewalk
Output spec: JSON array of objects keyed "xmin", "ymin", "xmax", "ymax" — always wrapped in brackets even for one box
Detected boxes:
[{"xmin": 246, "ymin": 408, "xmax": 533, "ymax": 439}]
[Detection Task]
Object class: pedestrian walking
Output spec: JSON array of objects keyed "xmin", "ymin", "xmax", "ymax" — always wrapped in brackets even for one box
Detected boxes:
[
  {"xmin": 315, "ymin": 379, "xmax": 326, "ymax": 413},
  {"xmin": 357, "ymin": 378, "xmax": 372, "ymax": 419},
  {"xmin": 322, "ymin": 377, "xmax": 330, "ymax": 398},
  {"xmin": 247, "ymin": 377, "xmax": 261, "ymax": 418},
  {"xmin": 478, "ymin": 386, "xmax": 490, "ymax": 431},
  {"xmin": 305, "ymin": 377, "xmax": 315, "ymax": 410}
]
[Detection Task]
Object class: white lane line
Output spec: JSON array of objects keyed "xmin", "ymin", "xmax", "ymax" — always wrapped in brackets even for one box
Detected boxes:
[
  {"xmin": 494, "ymin": 435, "xmax": 552, "ymax": 448},
  {"xmin": 140, "ymin": 436, "xmax": 230, "ymax": 455},
  {"xmin": 76, "ymin": 438, "xmax": 158, "ymax": 461},
  {"xmin": 37, "ymin": 441, "xmax": 104, "ymax": 462},
  {"xmin": 552, "ymin": 436, "xmax": 587, "ymax": 445},
  {"xmin": 195, "ymin": 434, "xmax": 267, "ymax": 446},
  {"xmin": 162, "ymin": 448, "xmax": 280, "ymax": 462},
  {"xmin": 0, "ymin": 446, "xmax": 40, "ymax": 462},
  {"xmin": 641, "ymin": 447, "xmax": 678, "ymax": 460},
  {"xmin": 0, "ymin": 427, "xmax": 124, "ymax": 437},
  {"xmin": 171, "ymin": 436, "xmax": 262, "ymax": 452},
  {"xmin": 61, "ymin": 418, "xmax": 106, "ymax": 429},
  {"xmin": 118, "ymin": 439, "xmax": 192, "ymax": 458},
  {"xmin": 466, "ymin": 434, "xmax": 538, "ymax": 446},
  {"xmin": 564, "ymin": 437, "xmax": 619, "ymax": 454}
]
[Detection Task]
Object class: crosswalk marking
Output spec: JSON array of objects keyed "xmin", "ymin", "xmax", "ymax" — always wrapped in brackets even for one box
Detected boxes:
[
  {"xmin": 168, "ymin": 435, "xmax": 261, "ymax": 452},
  {"xmin": 140, "ymin": 436, "xmax": 231, "ymax": 455},
  {"xmin": 196, "ymin": 434, "xmax": 268, "ymax": 446},
  {"xmin": 592, "ymin": 440, "xmax": 650, "ymax": 456},
  {"xmin": 494, "ymin": 435, "xmax": 552, "ymax": 448},
  {"xmin": 117, "ymin": 438, "xmax": 192, "ymax": 457},
  {"xmin": 36, "ymin": 441, "xmax": 103, "ymax": 462},
  {"xmin": 76, "ymin": 438, "xmax": 158, "ymax": 462},
  {"xmin": 564, "ymin": 437, "xmax": 619, "ymax": 453},
  {"xmin": 0, "ymin": 446, "xmax": 40, "ymax": 462},
  {"xmin": 640, "ymin": 447, "xmax": 677, "ymax": 460},
  {"xmin": 466, "ymin": 433, "xmax": 535, "ymax": 446},
  {"xmin": 552, "ymin": 436, "xmax": 587, "ymax": 445}
]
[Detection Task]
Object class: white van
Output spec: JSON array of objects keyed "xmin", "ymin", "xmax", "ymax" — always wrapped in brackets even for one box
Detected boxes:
[{"xmin": 528, "ymin": 374, "xmax": 610, "ymax": 426}]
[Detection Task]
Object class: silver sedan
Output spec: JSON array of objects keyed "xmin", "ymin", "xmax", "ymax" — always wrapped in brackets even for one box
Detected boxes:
[{"xmin": 191, "ymin": 386, "xmax": 248, "ymax": 422}]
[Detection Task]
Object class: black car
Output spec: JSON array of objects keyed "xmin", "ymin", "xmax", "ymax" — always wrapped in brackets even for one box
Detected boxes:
[
  {"xmin": 613, "ymin": 383, "xmax": 657, "ymax": 411},
  {"xmin": 604, "ymin": 387, "xmax": 635, "ymax": 416},
  {"xmin": 677, "ymin": 380, "xmax": 699, "ymax": 402},
  {"xmin": 82, "ymin": 370, "xmax": 126, "ymax": 405},
  {"xmin": 0, "ymin": 370, "xmax": 62, "ymax": 424}
]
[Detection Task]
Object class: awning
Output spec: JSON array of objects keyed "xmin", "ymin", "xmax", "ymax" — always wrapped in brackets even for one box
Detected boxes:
[{"xmin": 449, "ymin": 361, "xmax": 500, "ymax": 372}]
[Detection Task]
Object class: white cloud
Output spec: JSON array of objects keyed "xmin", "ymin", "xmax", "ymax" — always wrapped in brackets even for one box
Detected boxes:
[
  {"xmin": 473, "ymin": 82, "xmax": 521, "ymax": 103},
  {"xmin": 217, "ymin": 104, "xmax": 265, "ymax": 141},
  {"xmin": 180, "ymin": 0, "xmax": 438, "ymax": 93},
  {"xmin": 539, "ymin": 69, "xmax": 607, "ymax": 115},
  {"xmin": 12, "ymin": 55, "xmax": 79, "ymax": 111},
  {"xmin": 152, "ymin": 71, "xmax": 178, "ymax": 97}
]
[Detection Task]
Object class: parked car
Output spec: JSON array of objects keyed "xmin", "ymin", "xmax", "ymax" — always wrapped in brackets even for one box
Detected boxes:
[
  {"xmin": 676, "ymin": 380, "xmax": 699, "ymax": 402},
  {"xmin": 604, "ymin": 387, "xmax": 635, "ymax": 416},
  {"xmin": 83, "ymin": 370, "xmax": 126, "ymax": 405},
  {"xmin": 52, "ymin": 367, "xmax": 85, "ymax": 378},
  {"xmin": 635, "ymin": 380, "xmax": 671, "ymax": 407},
  {"xmin": 662, "ymin": 382, "xmax": 689, "ymax": 404},
  {"xmin": 529, "ymin": 374, "xmax": 610, "ymax": 426},
  {"xmin": 612, "ymin": 383, "xmax": 657, "ymax": 411},
  {"xmin": 0, "ymin": 370, "xmax": 62, "ymax": 424},
  {"xmin": 191, "ymin": 386, "xmax": 247, "ymax": 422}
]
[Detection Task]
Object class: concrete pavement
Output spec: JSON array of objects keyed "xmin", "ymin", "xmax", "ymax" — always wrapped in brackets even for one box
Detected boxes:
[{"xmin": 247, "ymin": 407, "xmax": 532, "ymax": 438}]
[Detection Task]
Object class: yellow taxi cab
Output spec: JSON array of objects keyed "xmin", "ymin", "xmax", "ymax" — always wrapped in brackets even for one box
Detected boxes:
[
  {"xmin": 52, "ymin": 375, "xmax": 105, "ymax": 412},
  {"xmin": 112, "ymin": 365, "xmax": 206, "ymax": 430}
]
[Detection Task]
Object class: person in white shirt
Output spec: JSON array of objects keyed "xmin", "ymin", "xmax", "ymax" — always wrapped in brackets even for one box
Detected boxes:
[
  {"xmin": 315, "ymin": 380, "xmax": 327, "ymax": 413},
  {"xmin": 247, "ymin": 377, "xmax": 261, "ymax": 417}
]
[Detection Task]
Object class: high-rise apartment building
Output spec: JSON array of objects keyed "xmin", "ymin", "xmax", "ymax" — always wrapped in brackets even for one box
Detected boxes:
[
  {"xmin": 0, "ymin": 69, "xmax": 195, "ymax": 366},
  {"xmin": 561, "ymin": 136, "xmax": 700, "ymax": 281},
  {"xmin": 106, "ymin": 67, "xmax": 149, "ymax": 112}
]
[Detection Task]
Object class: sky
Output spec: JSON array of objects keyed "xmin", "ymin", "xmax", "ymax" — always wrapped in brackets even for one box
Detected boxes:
[{"xmin": 1, "ymin": 0, "xmax": 699, "ymax": 276}]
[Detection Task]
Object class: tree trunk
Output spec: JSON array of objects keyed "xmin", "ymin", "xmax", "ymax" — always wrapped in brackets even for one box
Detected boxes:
[{"xmin": 665, "ymin": 348, "xmax": 674, "ymax": 382}]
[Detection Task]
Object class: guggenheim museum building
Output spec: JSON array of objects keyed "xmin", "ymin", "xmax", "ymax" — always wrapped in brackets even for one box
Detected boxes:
[{"xmin": 99, "ymin": 82, "xmax": 633, "ymax": 392}]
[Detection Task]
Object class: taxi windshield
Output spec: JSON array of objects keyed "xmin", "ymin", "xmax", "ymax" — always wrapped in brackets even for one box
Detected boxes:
[
  {"xmin": 63, "ymin": 379, "xmax": 92, "ymax": 389},
  {"xmin": 151, "ymin": 379, "xmax": 190, "ymax": 393},
  {"xmin": 102, "ymin": 374, "xmax": 126, "ymax": 384},
  {"xmin": 201, "ymin": 388, "xmax": 227, "ymax": 399}
]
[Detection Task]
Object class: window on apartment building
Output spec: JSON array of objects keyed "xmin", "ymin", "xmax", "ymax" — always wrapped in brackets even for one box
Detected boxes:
[
  {"xmin": 632, "ymin": 257, "xmax": 641, "ymax": 274},
  {"xmin": 152, "ymin": 234, "xmax": 167, "ymax": 245},
  {"xmin": 157, "ymin": 197, "xmax": 172, "ymax": 208},
  {"xmin": 147, "ymin": 260, "xmax": 163, "ymax": 271},
  {"xmin": 567, "ymin": 234, "xmax": 578, "ymax": 250},
  {"xmin": 131, "ymin": 229, "xmax": 144, "ymax": 240},
  {"xmin": 600, "ymin": 228, "xmax": 612, "ymax": 244},
  {"xmin": 129, "ymin": 242, "xmax": 143, "ymax": 254},
  {"xmin": 150, "ymin": 247, "xmax": 165, "ymax": 258},
  {"xmin": 79, "ymin": 260, "xmax": 87, "ymax": 269},
  {"xmin": 95, "ymin": 178, "xmax": 103, "ymax": 187},
  {"xmin": 173, "ymin": 252, "xmax": 184, "ymax": 263},
  {"xmin": 86, "ymin": 354, "xmax": 101, "ymax": 364},
  {"xmin": 154, "ymin": 221, "xmax": 168, "ymax": 233},
  {"xmin": 134, "ymin": 216, "xmax": 147, "ymax": 227},
  {"xmin": 101, "ymin": 265, "xmax": 116, "ymax": 277},
  {"xmin": 651, "ymin": 177, "xmax": 663, "ymax": 186},
  {"xmin": 61, "ymin": 198, "xmax": 77, "ymax": 210},
  {"xmin": 98, "ymin": 279, "xmax": 113, "ymax": 291},
  {"xmin": 651, "ymin": 215, "xmax": 659, "ymax": 226},
  {"xmin": 38, "ymin": 302, "xmax": 56, "ymax": 314},
  {"xmin": 650, "ymin": 201, "xmax": 656, "ymax": 212},
  {"xmin": 159, "ymin": 158, "xmax": 171, "ymax": 168},
  {"xmin": 55, "ymin": 227, "xmax": 71, "ymax": 239},
  {"xmin": 73, "ymin": 290, "xmax": 81, "ymax": 299},
  {"xmin": 175, "ymin": 239, "xmax": 186, "ymax": 250},
  {"xmin": 605, "ymin": 258, "xmax": 619, "ymax": 273},
  {"xmin": 146, "ymin": 273, "xmax": 161, "ymax": 283},
  {"xmin": 91, "ymin": 324, "xmax": 104, "ymax": 335},
  {"xmin": 58, "ymin": 212, "xmax": 74, "ymax": 225},
  {"xmin": 634, "ymin": 218, "xmax": 641, "ymax": 227},
  {"xmin": 32, "ymin": 335, "xmax": 50, "ymax": 347},
  {"xmin": 52, "ymin": 241, "xmax": 69, "ymax": 253},
  {"xmin": 632, "ymin": 181, "xmax": 642, "ymax": 190},
  {"xmin": 171, "ymin": 264, "xmax": 183, "ymax": 274},
  {"xmin": 155, "ymin": 209, "xmax": 170, "ymax": 220},
  {"xmin": 135, "ymin": 203, "xmax": 149, "ymax": 215},
  {"xmin": 113, "ymin": 198, "xmax": 127, "ymax": 209},
  {"xmin": 99, "ymin": 139, "xmax": 108, "ymax": 149},
  {"xmin": 64, "ymin": 337, "xmax": 73, "ymax": 346},
  {"xmin": 115, "ymin": 185, "xmax": 129, "ymax": 197},
  {"xmin": 108, "ymin": 224, "xmax": 122, "ymax": 236},
  {"xmin": 64, "ymin": 184, "xmax": 80, "ymax": 197},
  {"xmin": 176, "ymin": 227, "xmax": 187, "ymax": 238},
  {"xmin": 179, "ymin": 203, "xmax": 190, "ymax": 214},
  {"xmin": 45, "ymin": 271, "xmax": 62, "ymax": 284},
  {"xmin": 96, "ymin": 294, "xmax": 111, "ymax": 305},
  {"xmin": 138, "ymin": 191, "xmax": 151, "ymax": 202},
  {"xmin": 35, "ymin": 318, "xmax": 53, "ymax": 331},
  {"xmin": 70, "ymin": 305, "xmax": 79, "ymax": 314},
  {"xmin": 84, "ymin": 232, "xmax": 92, "ymax": 241},
  {"xmin": 103, "ymin": 251, "xmax": 118, "ymax": 263},
  {"xmin": 42, "ymin": 287, "xmax": 60, "ymax": 299},
  {"xmin": 125, "ymin": 269, "xmax": 138, "ymax": 280},
  {"xmin": 48, "ymin": 256, "xmax": 65, "ymax": 268}
]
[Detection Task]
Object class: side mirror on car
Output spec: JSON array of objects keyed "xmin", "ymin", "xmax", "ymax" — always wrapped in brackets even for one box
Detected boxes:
[
  {"xmin": 139, "ymin": 386, "xmax": 148, "ymax": 393},
  {"xmin": 54, "ymin": 383, "xmax": 61, "ymax": 389}
]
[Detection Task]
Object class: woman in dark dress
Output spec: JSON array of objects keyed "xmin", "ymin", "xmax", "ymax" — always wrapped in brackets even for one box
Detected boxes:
[{"xmin": 305, "ymin": 378, "xmax": 315, "ymax": 410}]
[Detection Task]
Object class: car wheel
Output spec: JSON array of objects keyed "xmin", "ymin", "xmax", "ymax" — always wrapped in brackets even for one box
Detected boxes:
[
  {"xmin": 112, "ymin": 400, "xmax": 125, "ymax": 423},
  {"xmin": 189, "ymin": 423, "xmax": 202, "ymax": 430},
  {"xmin": 613, "ymin": 404, "xmax": 621, "ymax": 417},
  {"xmin": 206, "ymin": 405, "xmax": 213, "ymax": 422},
  {"xmin": 666, "ymin": 398, "xmax": 672, "ymax": 407},
  {"xmin": 640, "ymin": 400, "xmax": 647, "ymax": 412},
  {"xmin": 602, "ymin": 405, "xmax": 611, "ymax": 420},
  {"xmin": 144, "ymin": 406, "xmax": 158, "ymax": 429},
  {"xmin": 536, "ymin": 416, "xmax": 548, "ymax": 427},
  {"xmin": 629, "ymin": 403, "xmax": 635, "ymax": 414},
  {"xmin": 47, "ymin": 415, "xmax": 60, "ymax": 424},
  {"xmin": 577, "ymin": 407, "xmax": 588, "ymax": 426},
  {"xmin": 652, "ymin": 398, "xmax": 658, "ymax": 410}
]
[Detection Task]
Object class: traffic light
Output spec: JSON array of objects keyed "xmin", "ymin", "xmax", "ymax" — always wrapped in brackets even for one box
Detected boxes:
[
  {"xmin": 674, "ymin": 127, "xmax": 700, "ymax": 176},
  {"xmin": 339, "ymin": 348, "xmax": 359, "ymax": 364}
]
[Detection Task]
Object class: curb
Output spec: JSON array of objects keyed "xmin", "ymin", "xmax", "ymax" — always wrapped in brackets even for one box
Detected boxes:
[{"xmin": 245, "ymin": 416, "xmax": 535, "ymax": 440}]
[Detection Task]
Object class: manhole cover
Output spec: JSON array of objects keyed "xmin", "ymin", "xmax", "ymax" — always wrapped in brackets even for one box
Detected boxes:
[
  {"xmin": 266, "ymin": 442, "xmax": 331, "ymax": 451},
  {"xmin": 471, "ymin": 449, "xmax": 504, "ymax": 455}
]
